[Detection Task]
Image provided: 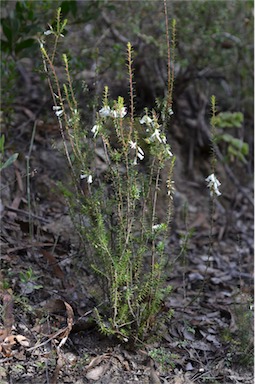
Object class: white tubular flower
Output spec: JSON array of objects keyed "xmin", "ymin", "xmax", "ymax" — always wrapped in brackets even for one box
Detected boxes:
[
  {"xmin": 121, "ymin": 107, "xmax": 127, "ymax": 117},
  {"xmin": 44, "ymin": 30, "xmax": 54, "ymax": 35},
  {"xmin": 167, "ymin": 180, "xmax": 175, "ymax": 199},
  {"xmin": 55, "ymin": 110, "xmax": 63, "ymax": 117},
  {"xmin": 44, "ymin": 25, "xmax": 54, "ymax": 35},
  {"xmin": 162, "ymin": 135, "xmax": 167, "ymax": 144},
  {"xmin": 137, "ymin": 146, "xmax": 144, "ymax": 160},
  {"xmin": 111, "ymin": 107, "xmax": 127, "ymax": 118},
  {"xmin": 99, "ymin": 106, "xmax": 111, "ymax": 117},
  {"xmin": 129, "ymin": 141, "xmax": 144, "ymax": 162},
  {"xmin": 129, "ymin": 140, "xmax": 137, "ymax": 149},
  {"xmin": 205, "ymin": 173, "xmax": 221, "ymax": 197},
  {"xmin": 152, "ymin": 223, "xmax": 166, "ymax": 231},
  {"xmin": 91, "ymin": 124, "xmax": 100, "ymax": 138},
  {"xmin": 149, "ymin": 128, "xmax": 162, "ymax": 143},
  {"xmin": 140, "ymin": 115, "xmax": 153, "ymax": 125},
  {"xmin": 80, "ymin": 174, "xmax": 93, "ymax": 184},
  {"xmin": 166, "ymin": 148, "xmax": 173, "ymax": 157},
  {"xmin": 53, "ymin": 106, "xmax": 63, "ymax": 118}
]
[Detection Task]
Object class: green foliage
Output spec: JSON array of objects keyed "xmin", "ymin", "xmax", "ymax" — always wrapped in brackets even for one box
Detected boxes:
[
  {"xmin": 0, "ymin": 57, "xmax": 17, "ymax": 120},
  {"xmin": 221, "ymin": 299, "xmax": 254, "ymax": 367},
  {"xmin": 213, "ymin": 112, "xmax": 243, "ymax": 129},
  {"xmin": 0, "ymin": 0, "xmax": 78, "ymax": 123},
  {"xmin": 0, "ymin": 0, "xmax": 77, "ymax": 56},
  {"xmin": 0, "ymin": 134, "xmax": 19, "ymax": 171},
  {"xmin": 0, "ymin": 0, "xmax": 70, "ymax": 56},
  {"xmin": 19, "ymin": 267, "xmax": 43, "ymax": 295},
  {"xmin": 213, "ymin": 111, "xmax": 249, "ymax": 164},
  {"xmin": 40, "ymin": 8, "xmax": 175, "ymax": 344},
  {"xmin": 1, "ymin": 1, "xmax": 38, "ymax": 56},
  {"xmin": 148, "ymin": 347, "xmax": 177, "ymax": 371},
  {"xmin": 65, "ymin": 0, "xmax": 253, "ymax": 114},
  {"xmin": 217, "ymin": 133, "xmax": 248, "ymax": 164},
  {"xmin": 13, "ymin": 295, "xmax": 33, "ymax": 314}
]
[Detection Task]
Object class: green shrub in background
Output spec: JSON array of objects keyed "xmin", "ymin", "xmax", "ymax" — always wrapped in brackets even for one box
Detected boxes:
[
  {"xmin": 0, "ymin": 0, "xmax": 77, "ymax": 123},
  {"xmin": 1, "ymin": 0, "xmax": 253, "ymax": 127},
  {"xmin": 0, "ymin": 0, "xmax": 77, "ymax": 56},
  {"xmin": 213, "ymin": 112, "xmax": 249, "ymax": 164}
]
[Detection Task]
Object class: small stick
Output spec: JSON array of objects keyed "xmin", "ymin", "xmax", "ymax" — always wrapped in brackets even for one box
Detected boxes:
[{"xmin": 4, "ymin": 205, "xmax": 50, "ymax": 223}]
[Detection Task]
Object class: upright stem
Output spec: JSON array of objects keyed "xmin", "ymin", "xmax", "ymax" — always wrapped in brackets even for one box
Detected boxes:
[
  {"xmin": 127, "ymin": 42, "xmax": 134, "ymax": 140},
  {"xmin": 40, "ymin": 45, "xmax": 77, "ymax": 186},
  {"xmin": 26, "ymin": 120, "xmax": 37, "ymax": 240},
  {"xmin": 164, "ymin": 0, "xmax": 171, "ymax": 109},
  {"xmin": 151, "ymin": 167, "xmax": 160, "ymax": 270}
]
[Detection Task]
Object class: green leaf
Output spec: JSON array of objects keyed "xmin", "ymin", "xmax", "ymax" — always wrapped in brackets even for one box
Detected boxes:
[
  {"xmin": 241, "ymin": 142, "xmax": 249, "ymax": 156},
  {"xmin": 1, "ymin": 18, "xmax": 13, "ymax": 44},
  {"xmin": 14, "ymin": 38, "xmax": 36, "ymax": 54},
  {"xmin": 230, "ymin": 137, "xmax": 245, "ymax": 151},
  {"xmin": 0, "ymin": 153, "xmax": 19, "ymax": 171},
  {"xmin": 0, "ymin": 135, "xmax": 5, "ymax": 153},
  {"xmin": 60, "ymin": 1, "xmax": 77, "ymax": 18},
  {"xmin": 27, "ymin": 7, "xmax": 35, "ymax": 21},
  {"xmin": 220, "ymin": 133, "xmax": 235, "ymax": 143},
  {"xmin": 0, "ymin": 39, "xmax": 11, "ymax": 53},
  {"xmin": 228, "ymin": 146, "xmax": 247, "ymax": 164},
  {"xmin": 219, "ymin": 134, "xmax": 249, "ymax": 153},
  {"xmin": 214, "ymin": 111, "xmax": 244, "ymax": 129},
  {"xmin": 15, "ymin": 1, "xmax": 23, "ymax": 16}
]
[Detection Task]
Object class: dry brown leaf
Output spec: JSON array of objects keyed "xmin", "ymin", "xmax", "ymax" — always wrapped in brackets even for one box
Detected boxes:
[
  {"xmin": 14, "ymin": 167, "xmax": 24, "ymax": 192},
  {"xmin": 50, "ymin": 353, "xmax": 65, "ymax": 384},
  {"xmin": 40, "ymin": 249, "xmax": 65, "ymax": 280},
  {"xmin": 57, "ymin": 301, "xmax": 74, "ymax": 349},
  {"xmin": 122, "ymin": 359, "xmax": 131, "ymax": 371},
  {"xmin": 150, "ymin": 367, "xmax": 161, "ymax": 384},
  {"xmin": 2, "ymin": 335, "xmax": 16, "ymax": 347},
  {"xmin": 3, "ymin": 334, "xmax": 29, "ymax": 347},
  {"xmin": 64, "ymin": 301, "xmax": 74, "ymax": 332},
  {"xmin": 7, "ymin": 195, "xmax": 22, "ymax": 219},
  {"xmin": 0, "ymin": 334, "xmax": 29, "ymax": 357},
  {"xmin": 27, "ymin": 300, "xmax": 74, "ymax": 352},
  {"xmin": 172, "ymin": 371, "xmax": 195, "ymax": 384},
  {"xmin": 0, "ymin": 329, "xmax": 8, "ymax": 343},
  {"xmin": 0, "ymin": 343, "xmax": 12, "ymax": 357},
  {"xmin": 15, "ymin": 335, "xmax": 30, "ymax": 347},
  {"xmin": 85, "ymin": 362, "xmax": 110, "ymax": 381},
  {"xmin": 149, "ymin": 358, "xmax": 161, "ymax": 384},
  {"xmin": 85, "ymin": 354, "xmax": 111, "ymax": 370},
  {"xmin": 2, "ymin": 289, "xmax": 14, "ymax": 335},
  {"xmin": 12, "ymin": 350, "xmax": 26, "ymax": 361},
  {"xmin": 45, "ymin": 298, "xmax": 68, "ymax": 314}
]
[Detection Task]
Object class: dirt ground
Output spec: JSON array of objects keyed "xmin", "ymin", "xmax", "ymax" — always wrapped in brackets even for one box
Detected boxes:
[{"xmin": 0, "ymin": 28, "xmax": 254, "ymax": 384}]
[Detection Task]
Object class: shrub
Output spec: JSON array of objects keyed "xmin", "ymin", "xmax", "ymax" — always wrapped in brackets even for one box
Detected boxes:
[{"xmin": 40, "ymin": 7, "xmax": 176, "ymax": 344}]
